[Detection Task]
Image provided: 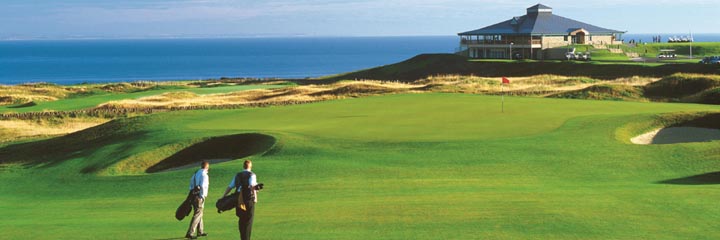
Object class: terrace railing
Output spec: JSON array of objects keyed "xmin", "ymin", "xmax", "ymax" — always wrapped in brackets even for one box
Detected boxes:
[{"xmin": 461, "ymin": 39, "xmax": 542, "ymax": 45}]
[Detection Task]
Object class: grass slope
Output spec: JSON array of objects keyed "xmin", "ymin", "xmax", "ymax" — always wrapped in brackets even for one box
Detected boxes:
[
  {"xmin": 644, "ymin": 73, "xmax": 720, "ymax": 103},
  {"xmin": 0, "ymin": 84, "xmax": 284, "ymax": 113},
  {"xmin": 548, "ymin": 73, "xmax": 720, "ymax": 104},
  {"xmin": 1, "ymin": 94, "xmax": 720, "ymax": 239},
  {"xmin": 548, "ymin": 84, "xmax": 645, "ymax": 101},
  {"xmin": 324, "ymin": 54, "xmax": 720, "ymax": 81}
]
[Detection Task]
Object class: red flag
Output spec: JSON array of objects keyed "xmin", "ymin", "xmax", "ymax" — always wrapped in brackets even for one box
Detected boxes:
[{"xmin": 502, "ymin": 77, "xmax": 510, "ymax": 84}]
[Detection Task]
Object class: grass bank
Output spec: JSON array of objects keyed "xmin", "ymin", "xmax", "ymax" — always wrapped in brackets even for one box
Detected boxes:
[{"xmin": 323, "ymin": 54, "xmax": 719, "ymax": 82}]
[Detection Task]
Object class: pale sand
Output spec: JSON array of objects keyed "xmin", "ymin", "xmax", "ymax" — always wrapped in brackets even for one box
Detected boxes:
[{"xmin": 631, "ymin": 127, "xmax": 720, "ymax": 145}]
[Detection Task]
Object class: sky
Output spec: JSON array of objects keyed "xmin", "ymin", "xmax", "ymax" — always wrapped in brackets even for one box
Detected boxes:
[{"xmin": 1, "ymin": 0, "xmax": 717, "ymax": 39}]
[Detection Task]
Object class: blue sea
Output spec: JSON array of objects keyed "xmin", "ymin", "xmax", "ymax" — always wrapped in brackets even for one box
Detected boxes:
[
  {"xmin": 1, "ymin": 34, "xmax": 718, "ymax": 85},
  {"xmin": 0, "ymin": 36, "xmax": 458, "ymax": 85}
]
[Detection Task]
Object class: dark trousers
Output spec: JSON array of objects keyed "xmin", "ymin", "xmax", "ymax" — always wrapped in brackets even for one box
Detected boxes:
[{"xmin": 238, "ymin": 201, "xmax": 255, "ymax": 240}]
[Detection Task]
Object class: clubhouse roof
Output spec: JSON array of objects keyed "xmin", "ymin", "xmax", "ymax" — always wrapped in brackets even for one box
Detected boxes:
[{"xmin": 459, "ymin": 4, "xmax": 625, "ymax": 36}]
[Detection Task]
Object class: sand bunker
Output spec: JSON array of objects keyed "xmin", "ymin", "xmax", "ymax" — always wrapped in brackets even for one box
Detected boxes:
[{"xmin": 631, "ymin": 127, "xmax": 720, "ymax": 145}]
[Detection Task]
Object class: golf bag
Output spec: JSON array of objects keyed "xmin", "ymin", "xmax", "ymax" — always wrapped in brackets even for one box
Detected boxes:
[
  {"xmin": 175, "ymin": 186, "xmax": 201, "ymax": 221},
  {"xmin": 215, "ymin": 192, "xmax": 240, "ymax": 213}
]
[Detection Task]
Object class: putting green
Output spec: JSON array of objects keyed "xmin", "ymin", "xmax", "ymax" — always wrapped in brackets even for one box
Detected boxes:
[{"xmin": 1, "ymin": 93, "xmax": 719, "ymax": 239}]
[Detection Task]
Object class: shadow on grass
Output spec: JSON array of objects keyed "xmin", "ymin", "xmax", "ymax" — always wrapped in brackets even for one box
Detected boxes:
[
  {"xmin": 8, "ymin": 101, "xmax": 37, "ymax": 108},
  {"xmin": 146, "ymin": 133, "xmax": 276, "ymax": 173},
  {"xmin": 657, "ymin": 171, "xmax": 720, "ymax": 185}
]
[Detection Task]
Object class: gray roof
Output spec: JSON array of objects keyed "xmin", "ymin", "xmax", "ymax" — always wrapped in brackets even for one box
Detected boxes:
[
  {"xmin": 459, "ymin": 4, "xmax": 624, "ymax": 36},
  {"xmin": 529, "ymin": 3, "xmax": 552, "ymax": 10}
]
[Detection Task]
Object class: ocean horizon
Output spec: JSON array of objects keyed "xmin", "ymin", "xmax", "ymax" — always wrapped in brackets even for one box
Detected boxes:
[
  {"xmin": 1, "ymin": 34, "xmax": 719, "ymax": 85},
  {"xmin": 0, "ymin": 36, "xmax": 459, "ymax": 85}
]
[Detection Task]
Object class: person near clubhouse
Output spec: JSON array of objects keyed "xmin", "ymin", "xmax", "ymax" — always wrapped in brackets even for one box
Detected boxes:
[
  {"xmin": 186, "ymin": 161, "xmax": 210, "ymax": 239},
  {"xmin": 223, "ymin": 160, "xmax": 260, "ymax": 240}
]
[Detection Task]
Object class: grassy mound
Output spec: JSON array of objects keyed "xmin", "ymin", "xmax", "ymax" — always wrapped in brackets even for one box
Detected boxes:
[
  {"xmin": 644, "ymin": 73, "xmax": 720, "ymax": 100},
  {"xmin": 157, "ymin": 91, "xmax": 199, "ymax": 100},
  {"xmin": 100, "ymin": 82, "xmax": 139, "ymax": 92},
  {"xmin": 0, "ymin": 116, "xmax": 149, "ymax": 168},
  {"xmin": 548, "ymin": 84, "xmax": 645, "ymax": 101},
  {"xmin": 547, "ymin": 73, "xmax": 720, "ymax": 104},
  {"xmin": 310, "ymin": 83, "xmax": 404, "ymax": 97},
  {"xmin": 146, "ymin": 133, "xmax": 276, "ymax": 173},
  {"xmin": 672, "ymin": 112, "xmax": 720, "ymax": 129},
  {"xmin": 0, "ymin": 84, "xmax": 286, "ymax": 114},
  {"xmin": 699, "ymin": 88, "xmax": 720, "ymax": 104},
  {"xmin": 0, "ymin": 114, "xmax": 276, "ymax": 175},
  {"xmin": 0, "ymin": 96, "xmax": 26, "ymax": 105}
]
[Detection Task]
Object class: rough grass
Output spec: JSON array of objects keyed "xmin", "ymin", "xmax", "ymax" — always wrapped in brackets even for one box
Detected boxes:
[
  {"xmin": 644, "ymin": 73, "xmax": 720, "ymax": 101},
  {"xmin": 548, "ymin": 84, "xmax": 645, "ymax": 101},
  {"xmin": 545, "ymin": 73, "xmax": 720, "ymax": 104},
  {"xmin": 421, "ymin": 74, "xmax": 655, "ymax": 96},
  {"xmin": 0, "ymin": 82, "xmax": 287, "ymax": 113},
  {"xmin": 0, "ymin": 117, "xmax": 110, "ymax": 143},
  {"xmin": 699, "ymin": 88, "xmax": 720, "ymax": 104},
  {"xmin": 100, "ymin": 81, "xmax": 420, "ymax": 110}
]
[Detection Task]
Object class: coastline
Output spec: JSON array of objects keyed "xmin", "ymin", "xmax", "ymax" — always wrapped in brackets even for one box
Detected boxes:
[{"xmin": 2, "ymin": 35, "xmax": 720, "ymax": 85}]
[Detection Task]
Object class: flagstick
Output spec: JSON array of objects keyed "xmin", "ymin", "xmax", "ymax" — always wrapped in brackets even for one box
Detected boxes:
[{"xmin": 501, "ymin": 83, "xmax": 504, "ymax": 113}]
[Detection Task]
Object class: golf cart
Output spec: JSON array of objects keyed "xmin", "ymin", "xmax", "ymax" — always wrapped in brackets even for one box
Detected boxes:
[{"xmin": 657, "ymin": 49, "xmax": 676, "ymax": 59}]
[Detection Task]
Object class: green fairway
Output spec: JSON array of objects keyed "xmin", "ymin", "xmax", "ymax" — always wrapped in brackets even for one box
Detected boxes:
[
  {"xmin": 0, "ymin": 84, "xmax": 285, "ymax": 113},
  {"xmin": 1, "ymin": 93, "xmax": 720, "ymax": 239}
]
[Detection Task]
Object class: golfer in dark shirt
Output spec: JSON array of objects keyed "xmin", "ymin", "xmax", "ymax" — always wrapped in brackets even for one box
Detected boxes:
[{"xmin": 222, "ymin": 160, "xmax": 258, "ymax": 240}]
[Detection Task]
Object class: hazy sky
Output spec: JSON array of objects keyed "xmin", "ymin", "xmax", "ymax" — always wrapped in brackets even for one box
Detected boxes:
[{"xmin": 1, "ymin": 0, "xmax": 717, "ymax": 39}]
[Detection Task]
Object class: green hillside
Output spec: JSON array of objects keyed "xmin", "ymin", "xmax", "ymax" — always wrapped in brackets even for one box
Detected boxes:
[
  {"xmin": 323, "ymin": 54, "xmax": 720, "ymax": 82},
  {"xmin": 2, "ymin": 94, "xmax": 720, "ymax": 239}
]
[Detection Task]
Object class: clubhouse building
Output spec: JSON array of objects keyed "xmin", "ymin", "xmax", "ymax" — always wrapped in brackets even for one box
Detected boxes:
[{"xmin": 458, "ymin": 4, "xmax": 625, "ymax": 60}]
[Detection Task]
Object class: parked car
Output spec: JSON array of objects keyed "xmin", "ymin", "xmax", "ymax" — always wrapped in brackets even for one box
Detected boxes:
[{"xmin": 699, "ymin": 56, "xmax": 720, "ymax": 64}]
